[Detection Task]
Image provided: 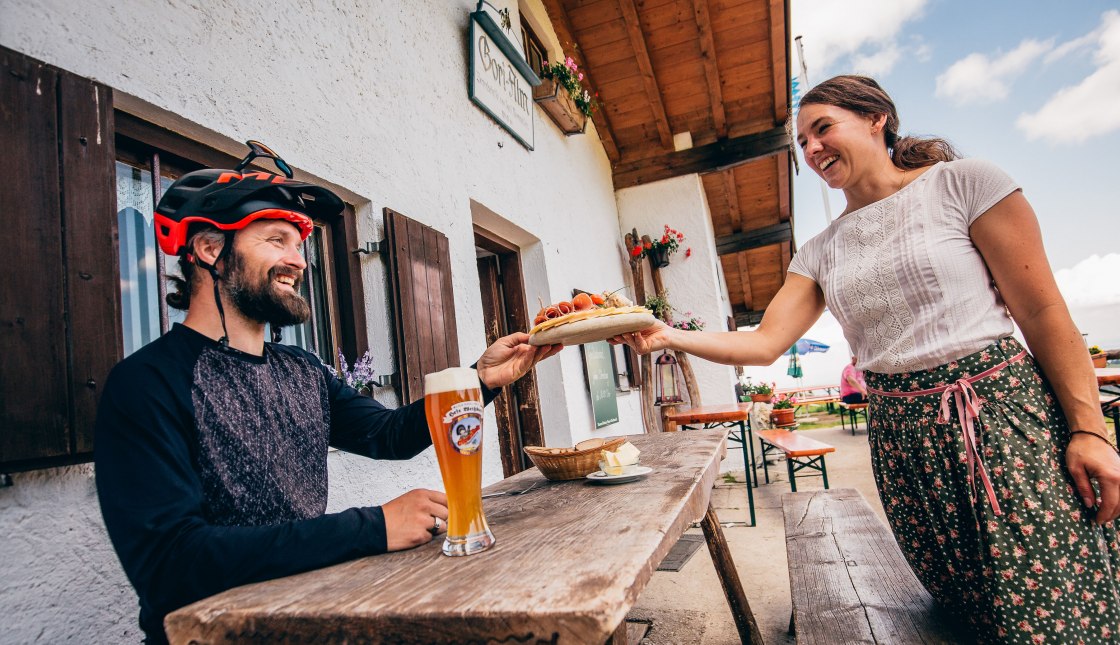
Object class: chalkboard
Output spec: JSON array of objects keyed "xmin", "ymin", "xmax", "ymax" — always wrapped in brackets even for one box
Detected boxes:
[{"xmin": 582, "ymin": 340, "xmax": 619, "ymax": 428}]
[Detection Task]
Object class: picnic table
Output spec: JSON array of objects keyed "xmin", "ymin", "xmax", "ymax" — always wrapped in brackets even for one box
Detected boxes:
[
  {"xmin": 1096, "ymin": 367, "xmax": 1120, "ymax": 386},
  {"xmin": 775, "ymin": 385, "xmax": 842, "ymax": 414},
  {"xmin": 1097, "ymin": 368, "xmax": 1120, "ymax": 426},
  {"xmin": 664, "ymin": 403, "xmax": 757, "ymax": 527},
  {"xmin": 164, "ymin": 430, "xmax": 762, "ymax": 645}
]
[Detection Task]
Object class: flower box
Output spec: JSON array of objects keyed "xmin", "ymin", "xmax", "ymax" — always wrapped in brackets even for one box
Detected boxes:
[
  {"xmin": 533, "ymin": 78, "xmax": 587, "ymax": 135},
  {"xmin": 1092, "ymin": 353, "xmax": 1107, "ymax": 368}
]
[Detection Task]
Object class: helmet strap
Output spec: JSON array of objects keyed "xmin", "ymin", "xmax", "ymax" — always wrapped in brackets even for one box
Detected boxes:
[{"xmin": 190, "ymin": 232, "xmax": 236, "ymax": 351}]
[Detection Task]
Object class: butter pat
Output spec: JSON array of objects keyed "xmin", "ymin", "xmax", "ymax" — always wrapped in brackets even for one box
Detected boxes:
[{"xmin": 600, "ymin": 442, "xmax": 641, "ymax": 475}]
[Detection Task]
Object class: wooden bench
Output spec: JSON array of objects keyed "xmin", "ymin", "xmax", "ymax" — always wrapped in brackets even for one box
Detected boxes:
[
  {"xmin": 838, "ymin": 401, "xmax": 869, "ymax": 435},
  {"xmin": 757, "ymin": 429, "xmax": 835, "ymax": 491},
  {"xmin": 783, "ymin": 489, "xmax": 966, "ymax": 644}
]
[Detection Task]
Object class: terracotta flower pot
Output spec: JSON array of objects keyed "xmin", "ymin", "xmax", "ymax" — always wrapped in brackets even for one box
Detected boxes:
[
  {"xmin": 1091, "ymin": 353, "xmax": 1107, "ymax": 368},
  {"xmin": 750, "ymin": 393, "xmax": 771, "ymax": 403},
  {"xmin": 771, "ymin": 408, "xmax": 796, "ymax": 426}
]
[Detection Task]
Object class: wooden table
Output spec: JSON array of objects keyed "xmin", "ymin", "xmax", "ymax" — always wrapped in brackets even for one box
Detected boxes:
[
  {"xmin": 164, "ymin": 430, "xmax": 762, "ymax": 645},
  {"xmin": 1097, "ymin": 367, "xmax": 1120, "ymax": 386},
  {"xmin": 664, "ymin": 403, "xmax": 756, "ymax": 527},
  {"xmin": 1097, "ymin": 369, "xmax": 1120, "ymax": 424}
]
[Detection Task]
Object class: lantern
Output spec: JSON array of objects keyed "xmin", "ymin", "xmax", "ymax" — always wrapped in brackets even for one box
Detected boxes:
[{"xmin": 654, "ymin": 352, "xmax": 685, "ymax": 405}]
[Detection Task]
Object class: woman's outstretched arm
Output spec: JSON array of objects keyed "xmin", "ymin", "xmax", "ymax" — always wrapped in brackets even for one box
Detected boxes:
[{"xmin": 610, "ymin": 273, "xmax": 826, "ymax": 367}]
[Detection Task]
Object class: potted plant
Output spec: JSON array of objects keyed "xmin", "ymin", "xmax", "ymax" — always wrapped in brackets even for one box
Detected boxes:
[
  {"xmin": 1090, "ymin": 345, "xmax": 1107, "ymax": 368},
  {"xmin": 534, "ymin": 57, "xmax": 596, "ymax": 135},
  {"xmin": 770, "ymin": 394, "xmax": 797, "ymax": 426},
  {"xmin": 629, "ymin": 225, "xmax": 685, "ymax": 268},
  {"xmin": 643, "ymin": 293, "xmax": 671, "ymax": 321},
  {"xmin": 332, "ymin": 348, "xmax": 378, "ymax": 395},
  {"xmin": 739, "ymin": 379, "xmax": 774, "ymax": 403},
  {"xmin": 670, "ymin": 312, "xmax": 705, "ymax": 332}
]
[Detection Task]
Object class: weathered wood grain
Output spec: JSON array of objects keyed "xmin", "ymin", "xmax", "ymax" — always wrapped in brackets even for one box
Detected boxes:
[
  {"xmin": 166, "ymin": 431, "xmax": 729, "ymax": 644},
  {"xmin": 783, "ymin": 489, "xmax": 965, "ymax": 644}
]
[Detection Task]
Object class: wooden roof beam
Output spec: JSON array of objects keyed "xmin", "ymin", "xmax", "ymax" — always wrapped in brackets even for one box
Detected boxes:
[
  {"xmin": 618, "ymin": 0, "xmax": 674, "ymax": 151},
  {"xmin": 693, "ymin": 0, "xmax": 727, "ymax": 138},
  {"xmin": 769, "ymin": 0, "xmax": 791, "ymax": 126},
  {"xmin": 613, "ymin": 125, "xmax": 788, "ymax": 188},
  {"xmin": 715, "ymin": 221, "xmax": 792, "ymax": 255},
  {"xmin": 734, "ymin": 309, "xmax": 766, "ymax": 328},
  {"xmin": 776, "ymin": 151, "xmax": 790, "ymax": 222},
  {"xmin": 736, "ymin": 252, "xmax": 753, "ymax": 312},
  {"xmin": 724, "ymin": 170, "xmax": 742, "ymax": 232},
  {"xmin": 539, "ymin": 0, "xmax": 621, "ymax": 163}
]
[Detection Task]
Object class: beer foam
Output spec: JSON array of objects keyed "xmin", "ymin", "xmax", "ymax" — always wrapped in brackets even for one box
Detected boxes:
[{"xmin": 424, "ymin": 367, "xmax": 481, "ymax": 394}]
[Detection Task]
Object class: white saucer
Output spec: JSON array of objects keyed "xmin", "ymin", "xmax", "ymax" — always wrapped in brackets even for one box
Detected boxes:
[{"xmin": 586, "ymin": 465, "xmax": 653, "ymax": 485}]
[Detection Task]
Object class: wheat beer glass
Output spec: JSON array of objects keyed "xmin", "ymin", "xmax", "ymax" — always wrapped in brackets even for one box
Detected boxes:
[{"xmin": 424, "ymin": 367, "xmax": 495, "ymax": 556}]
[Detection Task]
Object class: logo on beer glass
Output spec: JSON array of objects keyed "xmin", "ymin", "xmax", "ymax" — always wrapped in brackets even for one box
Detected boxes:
[{"xmin": 443, "ymin": 401, "xmax": 484, "ymax": 455}]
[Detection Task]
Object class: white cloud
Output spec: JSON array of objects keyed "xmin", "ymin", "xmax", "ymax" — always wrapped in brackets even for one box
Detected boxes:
[
  {"xmin": 935, "ymin": 39, "xmax": 1053, "ymax": 105},
  {"xmin": 851, "ymin": 44, "xmax": 901, "ymax": 77},
  {"xmin": 1054, "ymin": 253, "xmax": 1120, "ymax": 308},
  {"xmin": 1017, "ymin": 10, "xmax": 1120, "ymax": 143},
  {"xmin": 791, "ymin": 0, "xmax": 927, "ymax": 79}
]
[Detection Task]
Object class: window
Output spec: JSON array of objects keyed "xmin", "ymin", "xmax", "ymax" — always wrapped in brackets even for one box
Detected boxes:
[
  {"xmin": 521, "ymin": 18, "xmax": 547, "ymax": 77},
  {"xmin": 0, "ymin": 45, "xmax": 368, "ymax": 471}
]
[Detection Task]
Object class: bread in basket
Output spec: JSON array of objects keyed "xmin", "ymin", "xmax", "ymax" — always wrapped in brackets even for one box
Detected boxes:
[{"xmin": 523, "ymin": 437, "xmax": 628, "ymax": 481}]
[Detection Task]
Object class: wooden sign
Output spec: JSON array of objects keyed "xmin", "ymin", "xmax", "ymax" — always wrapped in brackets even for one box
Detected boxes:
[
  {"xmin": 468, "ymin": 7, "xmax": 539, "ymax": 150},
  {"xmin": 582, "ymin": 340, "xmax": 619, "ymax": 428}
]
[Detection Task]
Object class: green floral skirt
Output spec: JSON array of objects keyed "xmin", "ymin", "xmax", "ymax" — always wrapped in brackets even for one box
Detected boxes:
[{"xmin": 866, "ymin": 337, "xmax": 1120, "ymax": 643}]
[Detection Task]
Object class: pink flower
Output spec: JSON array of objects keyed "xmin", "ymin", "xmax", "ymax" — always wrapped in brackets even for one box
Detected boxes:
[{"xmin": 578, "ymin": 72, "xmax": 584, "ymax": 81}]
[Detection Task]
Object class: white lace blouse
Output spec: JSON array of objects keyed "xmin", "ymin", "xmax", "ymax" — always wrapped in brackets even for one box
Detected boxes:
[{"xmin": 787, "ymin": 159, "xmax": 1020, "ymax": 374}]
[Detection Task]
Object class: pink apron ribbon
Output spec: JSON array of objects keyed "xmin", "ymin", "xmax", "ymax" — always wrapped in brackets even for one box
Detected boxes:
[{"xmin": 868, "ymin": 350, "xmax": 1028, "ymax": 516}]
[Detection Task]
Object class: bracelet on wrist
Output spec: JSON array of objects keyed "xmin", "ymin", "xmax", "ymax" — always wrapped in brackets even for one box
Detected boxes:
[{"xmin": 1069, "ymin": 430, "xmax": 1120, "ymax": 453}]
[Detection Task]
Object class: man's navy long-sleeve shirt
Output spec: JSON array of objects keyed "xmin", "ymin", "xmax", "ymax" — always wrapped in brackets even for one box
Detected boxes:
[{"xmin": 94, "ymin": 324, "xmax": 494, "ymax": 643}]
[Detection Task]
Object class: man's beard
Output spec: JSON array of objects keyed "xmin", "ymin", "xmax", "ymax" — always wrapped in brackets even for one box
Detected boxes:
[{"xmin": 222, "ymin": 247, "xmax": 310, "ymax": 327}]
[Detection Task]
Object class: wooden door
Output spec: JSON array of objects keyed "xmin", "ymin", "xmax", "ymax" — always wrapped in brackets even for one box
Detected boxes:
[{"xmin": 475, "ymin": 231, "xmax": 543, "ymax": 477}]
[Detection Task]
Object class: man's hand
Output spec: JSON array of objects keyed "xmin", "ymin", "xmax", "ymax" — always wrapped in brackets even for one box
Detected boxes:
[
  {"xmin": 1066, "ymin": 433, "xmax": 1120, "ymax": 524},
  {"xmin": 608, "ymin": 320, "xmax": 675, "ymax": 355},
  {"xmin": 381, "ymin": 489, "xmax": 448, "ymax": 551},
  {"xmin": 475, "ymin": 332, "xmax": 562, "ymax": 389}
]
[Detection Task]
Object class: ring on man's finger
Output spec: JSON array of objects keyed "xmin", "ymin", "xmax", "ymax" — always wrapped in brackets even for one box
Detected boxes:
[{"xmin": 430, "ymin": 516, "xmax": 442, "ymax": 534}]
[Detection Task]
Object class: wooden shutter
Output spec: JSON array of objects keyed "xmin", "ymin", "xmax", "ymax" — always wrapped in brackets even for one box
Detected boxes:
[
  {"xmin": 0, "ymin": 47, "xmax": 119, "ymax": 468},
  {"xmin": 384, "ymin": 208, "xmax": 460, "ymax": 404}
]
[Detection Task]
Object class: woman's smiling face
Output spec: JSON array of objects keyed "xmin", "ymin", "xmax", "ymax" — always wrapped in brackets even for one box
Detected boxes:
[{"xmin": 796, "ymin": 102, "xmax": 885, "ymax": 189}]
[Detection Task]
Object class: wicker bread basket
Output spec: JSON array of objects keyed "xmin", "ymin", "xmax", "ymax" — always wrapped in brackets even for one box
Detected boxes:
[{"xmin": 523, "ymin": 436, "xmax": 628, "ymax": 481}]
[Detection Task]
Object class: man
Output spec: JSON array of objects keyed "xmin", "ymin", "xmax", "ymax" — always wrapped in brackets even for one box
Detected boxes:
[{"xmin": 94, "ymin": 143, "xmax": 561, "ymax": 644}]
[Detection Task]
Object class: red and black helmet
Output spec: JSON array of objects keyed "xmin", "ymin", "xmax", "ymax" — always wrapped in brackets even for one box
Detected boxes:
[{"xmin": 154, "ymin": 141, "xmax": 344, "ymax": 256}]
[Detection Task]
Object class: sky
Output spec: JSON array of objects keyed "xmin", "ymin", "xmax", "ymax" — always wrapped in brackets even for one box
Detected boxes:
[{"xmin": 748, "ymin": 0, "xmax": 1120, "ymax": 387}]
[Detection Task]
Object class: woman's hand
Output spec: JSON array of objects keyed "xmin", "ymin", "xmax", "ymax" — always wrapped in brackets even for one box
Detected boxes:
[
  {"xmin": 608, "ymin": 320, "xmax": 675, "ymax": 355},
  {"xmin": 1066, "ymin": 432, "xmax": 1120, "ymax": 524}
]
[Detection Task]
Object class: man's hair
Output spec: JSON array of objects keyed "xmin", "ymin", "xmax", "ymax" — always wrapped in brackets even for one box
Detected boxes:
[{"xmin": 166, "ymin": 228, "xmax": 226, "ymax": 311}]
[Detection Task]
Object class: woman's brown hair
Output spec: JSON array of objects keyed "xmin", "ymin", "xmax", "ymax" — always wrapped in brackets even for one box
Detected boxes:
[{"xmin": 800, "ymin": 75, "xmax": 959, "ymax": 170}]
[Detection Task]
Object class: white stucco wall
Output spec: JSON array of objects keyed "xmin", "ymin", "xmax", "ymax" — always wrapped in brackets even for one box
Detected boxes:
[
  {"xmin": 616, "ymin": 175, "xmax": 739, "ymax": 408},
  {"xmin": 0, "ymin": 0, "xmax": 647, "ymax": 640}
]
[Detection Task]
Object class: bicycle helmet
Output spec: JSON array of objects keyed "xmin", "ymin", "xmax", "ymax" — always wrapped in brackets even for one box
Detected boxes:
[{"xmin": 154, "ymin": 140, "xmax": 344, "ymax": 256}]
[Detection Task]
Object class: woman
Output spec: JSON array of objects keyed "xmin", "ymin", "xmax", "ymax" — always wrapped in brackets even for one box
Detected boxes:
[
  {"xmin": 614, "ymin": 75, "xmax": 1120, "ymax": 642},
  {"xmin": 840, "ymin": 355, "xmax": 868, "ymax": 404}
]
